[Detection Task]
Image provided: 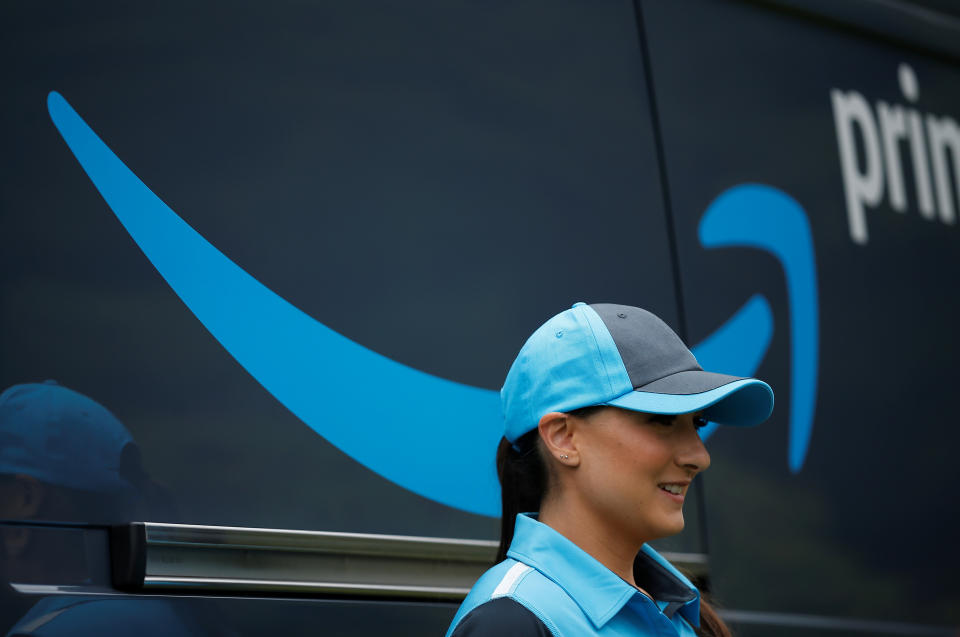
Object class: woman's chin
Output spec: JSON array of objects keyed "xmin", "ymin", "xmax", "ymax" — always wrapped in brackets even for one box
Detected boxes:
[{"xmin": 649, "ymin": 514, "xmax": 686, "ymax": 542}]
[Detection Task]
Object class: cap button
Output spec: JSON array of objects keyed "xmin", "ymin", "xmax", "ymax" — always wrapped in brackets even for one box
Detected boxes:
[{"xmin": 572, "ymin": 301, "xmax": 587, "ymax": 308}]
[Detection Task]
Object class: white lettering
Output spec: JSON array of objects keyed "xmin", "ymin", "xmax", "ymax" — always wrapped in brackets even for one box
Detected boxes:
[
  {"xmin": 926, "ymin": 114, "xmax": 960, "ymax": 225},
  {"xmin": 908, "ymin": 108, "xmax": 936, "ymax": 219},
  {"xmin": 832, "ymin": 89, "xmax": 884, "ymax": 244},
  {"xmin": 877, "ymin": 101, "xmax": 908, "ymax": 212},
  {"xmin": 899, "ymin": 63, "xmax": 919, "ymax": 102},
  {"xmin": 831, "ymin": 63, "xmax": 959, "ymax": 244}
]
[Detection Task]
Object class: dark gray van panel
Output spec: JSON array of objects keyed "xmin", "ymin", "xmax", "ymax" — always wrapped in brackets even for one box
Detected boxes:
[
  {"xmin": 640, "ymin": 0, "xmax": 959, "ymax": 629},
  {"xmin": 1, "ymin": 0, "xmax": 684, "ymax": 633},
  {"xmin": 1, "ymin": 0, "xmax": 676, "ymax": 533},
  {"xmin": 4, "ymin": 0, "xmax": 958, "ymax": 634}
]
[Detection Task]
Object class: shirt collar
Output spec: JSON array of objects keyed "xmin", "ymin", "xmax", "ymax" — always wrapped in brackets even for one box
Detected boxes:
[
  {"xmin": 507, "ymin": 514, "xmax": 700, "ymax": 629},
  {"xmin": 636, "ymin": 544, "xmax": 701, "ymax": 627}
]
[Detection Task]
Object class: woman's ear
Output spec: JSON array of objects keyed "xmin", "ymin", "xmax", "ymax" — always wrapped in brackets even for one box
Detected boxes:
[{"xmin": 537, "ymin": 412, "xmax": 580, "ymax": 467}]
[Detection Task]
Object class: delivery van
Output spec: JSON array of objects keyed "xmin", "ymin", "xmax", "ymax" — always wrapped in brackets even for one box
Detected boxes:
[{"xmin": 2, "ymin": 0, "xmax": 958, "ymax": 634}]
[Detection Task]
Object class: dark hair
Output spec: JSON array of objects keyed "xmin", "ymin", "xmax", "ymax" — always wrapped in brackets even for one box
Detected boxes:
[
  {"xmin": 495, "ymin": 431, "xmax": 544, "ymax": 563},
  {"xmin": 494, "ymin": 407, "xmax": 732, "ymax": 637}
]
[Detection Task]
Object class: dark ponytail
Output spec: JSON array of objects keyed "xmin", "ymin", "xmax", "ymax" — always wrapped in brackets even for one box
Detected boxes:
[
  {"xmin": 697, "ymin": 602, "xmax": 732, "ymax": 637},
  {"xmin": 493, "ymin": 407, "xmax": 732, "ymax": 637},
  {"xmin": 495, "ymin": 431, "xmax": 545, "ymax": 562}
]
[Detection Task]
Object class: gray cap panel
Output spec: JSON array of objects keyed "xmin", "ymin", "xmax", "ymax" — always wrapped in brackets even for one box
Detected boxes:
[
  {"xmin": 591, "ymin": 303, "xmax": 702, "ymax": 389},
  {"xmin": 638, "ymin": 370, "xmax": 743, "ymax": 395}
]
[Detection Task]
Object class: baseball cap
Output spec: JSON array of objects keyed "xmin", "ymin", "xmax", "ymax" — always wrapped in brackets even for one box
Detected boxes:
[
  {"xmin": 0, "ymin": 380, "xmax": 137, "ymax": 493},
  {"xmin": 501, "ymin": 302, "xmax": 774, "ymax": 443}
]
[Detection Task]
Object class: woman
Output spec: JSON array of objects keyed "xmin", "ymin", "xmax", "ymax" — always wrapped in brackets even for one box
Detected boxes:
[{"xmin": 446, "ymin": 302, "xmax": 774, "ymax": 637}]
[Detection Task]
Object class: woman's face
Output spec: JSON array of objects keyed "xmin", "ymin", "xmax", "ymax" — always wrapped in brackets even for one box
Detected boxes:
[{"xmin": 570, "ymin": 407, "xmax": 711, "ymax": 546}]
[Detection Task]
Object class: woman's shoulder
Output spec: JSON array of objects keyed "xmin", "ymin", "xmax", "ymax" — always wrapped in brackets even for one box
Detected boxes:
[
  {"xmin": 449, "ymin": 597, "xmax": 553, "ymax": 637},
  {"xmin": 446, "ymin": 559, "xmax": 562, "ymax": 637}
]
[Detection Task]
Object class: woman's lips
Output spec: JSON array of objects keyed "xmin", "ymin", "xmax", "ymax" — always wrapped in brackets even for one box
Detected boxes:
[{"xmin": 657, "ymin": 482, "xmax": 689, "ymax": 502}]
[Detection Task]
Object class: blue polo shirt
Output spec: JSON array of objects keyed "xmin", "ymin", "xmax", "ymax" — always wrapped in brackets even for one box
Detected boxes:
[{"xmin": 447, "ymin": 514, "xmax": 701, "ymax": 636}]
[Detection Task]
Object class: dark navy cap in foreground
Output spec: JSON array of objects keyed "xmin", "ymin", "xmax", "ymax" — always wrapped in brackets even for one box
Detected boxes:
[
  {"xmin": 501, "ymin": 302, "xmax": 774, "ymax": 443},
  {"xmin": 0, "ymin": 380, "xmax": 136, "ymax": 493}
]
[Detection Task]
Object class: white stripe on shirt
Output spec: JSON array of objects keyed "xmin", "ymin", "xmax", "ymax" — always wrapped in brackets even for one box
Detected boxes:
[{"xmin": 491, "ymin": 562, "xmax": 532, "ymax": 598}]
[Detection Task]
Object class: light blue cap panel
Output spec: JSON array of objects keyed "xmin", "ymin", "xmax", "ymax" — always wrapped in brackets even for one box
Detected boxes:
[
  {"xmin": 578, "ymin": 303, "xmax": 634, "ymax": 398},
  {"xmin": 605, "ymin": 378, "xmax": 774, "ymax": 426},
  {"xmin": 501, "ymin": 303, "xmax": 631, "ymax": 443}
]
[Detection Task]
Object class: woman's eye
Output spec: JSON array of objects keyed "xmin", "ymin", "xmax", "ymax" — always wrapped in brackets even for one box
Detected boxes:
[
  {"xmin": 649, "ymin": 415, "xmax": 675, "ymax": 426},
  {"xmin": 693, "ymin": 416, "xmax": 708, "ymax": 429}
]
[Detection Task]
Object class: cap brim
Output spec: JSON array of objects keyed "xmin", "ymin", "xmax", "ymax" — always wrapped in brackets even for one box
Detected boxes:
[{"xmin": 604, "ymin": 371, "xmax": 774, "ymax": 427}]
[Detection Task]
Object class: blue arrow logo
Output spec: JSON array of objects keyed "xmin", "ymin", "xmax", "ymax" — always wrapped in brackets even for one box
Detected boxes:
[
  {"xmin": 695, "ymin": 185, "xmax": 819, "ymax": 473},
  {"xmin": 47, "ymin": 92, "xmax": 818, "ymax": 516}
]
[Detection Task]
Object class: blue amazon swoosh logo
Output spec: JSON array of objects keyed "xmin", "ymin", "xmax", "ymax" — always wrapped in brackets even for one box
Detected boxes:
[
  {"xmin": 695, "ymin": 184, "xmax": 819, "ymax": 473},
  {"xmin": 46, "ymin": 92, "xmax": 818, "ymax": 516}
]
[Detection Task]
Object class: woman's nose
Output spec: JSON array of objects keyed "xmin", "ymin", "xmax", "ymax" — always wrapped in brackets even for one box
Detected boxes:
[{"xmin": 677, "ymin": 422, "xmax": 711, "ymax": 473}]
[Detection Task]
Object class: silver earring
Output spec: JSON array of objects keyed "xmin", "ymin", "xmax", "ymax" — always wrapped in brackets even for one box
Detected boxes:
[{"xmin": 560, "ymin": 454, "xmax": 569, "ymax": 460}]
